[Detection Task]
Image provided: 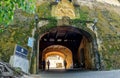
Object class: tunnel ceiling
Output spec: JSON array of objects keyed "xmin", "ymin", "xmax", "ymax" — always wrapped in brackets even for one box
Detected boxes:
[
  {"xmin": 39, "ymin": 26, "xmax": 92, "ymax": 53},
  {"xmin": 41, "ymin": 26, "xmax": 82, "ymax": 40}
]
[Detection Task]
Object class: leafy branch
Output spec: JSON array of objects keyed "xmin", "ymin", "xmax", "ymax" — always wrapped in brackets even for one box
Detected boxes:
[{"xmin": 0, "ymin": 0, "xmax": 36, "ymax": 26}]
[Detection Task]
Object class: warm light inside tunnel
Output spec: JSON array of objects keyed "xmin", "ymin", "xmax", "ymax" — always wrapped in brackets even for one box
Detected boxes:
[
  {"xmin": 42, "ymin": 45, "xmax": 74, "ymax": 70},
  {"xmin": 44, "ymin": 51, "xmax": 73, "ymax": 69},
  {"xmin": 46, "ymin": 54, "xmax": 64, "ymax": 69}
]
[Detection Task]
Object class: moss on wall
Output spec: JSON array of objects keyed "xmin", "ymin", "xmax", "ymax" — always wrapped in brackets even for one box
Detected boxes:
[
  {"xmin": 39, "ymin": 18, "xmax": 57, "ymax": 33},
  {"xmin": 74, "ymin": 5, "xmax": 120, "ymax": 70},
  {"xmin": 36, "ymin": 2, "xmax": 51, "ymax": 18},
  {"xmin": 0, "ymin": 9, "xmax": 34, "ymax": 62}
]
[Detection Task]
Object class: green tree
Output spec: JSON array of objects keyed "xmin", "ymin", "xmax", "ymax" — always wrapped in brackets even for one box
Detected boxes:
[{"xmin": 0, "ymin": 0, "xmax": 36, "ymax": 26}]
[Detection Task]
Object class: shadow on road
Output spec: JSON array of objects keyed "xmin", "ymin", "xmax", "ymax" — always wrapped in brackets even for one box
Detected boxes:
[{"xmin": 38, "ymin": 68, "xmax": 94, "ymax": 74}]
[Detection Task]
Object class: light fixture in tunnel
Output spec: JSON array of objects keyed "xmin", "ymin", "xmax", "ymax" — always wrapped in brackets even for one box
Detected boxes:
[
  {"xmin": 64, "ymin": 39, "xmax": 68, "ymax": 42},
  {"xmin": 43, "ymin": 38, "xmax": 47, "ymax": 41},
  {"xmin": 57, "ymin": 39, "xmax": 62, "ymax": 42},
  {"xmin": 49, "ymin": 38, "xmax": 55, "ymax": 42}
]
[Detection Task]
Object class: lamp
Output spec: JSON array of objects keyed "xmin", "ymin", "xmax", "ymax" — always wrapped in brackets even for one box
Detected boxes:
[
  {"xmin": 33, "ymin": 14, "xmax": 39, "ymax": 55},
  {"xmin": 92, "ymin": 18, "xmax": 98, "ymax": 31},
  {"xmin": 34, "ymin": 14, "xmax": 39, "ymax": 30}
]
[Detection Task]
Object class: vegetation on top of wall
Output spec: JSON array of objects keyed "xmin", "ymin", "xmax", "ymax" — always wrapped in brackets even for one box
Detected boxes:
[
  {"xmin": 40, "ymin": 17, "xmax": 57, "ymax": 33},
  {"xmin": 79, "ymin": 6, "xmax": 89, "ymax": 21},
  {"xmin": 70, "ymin": 19, "xmax": 87, "ymax": 28},
  {"xmin": 70, "ymin": 6, "xmax": 92, "ymax": 28}
]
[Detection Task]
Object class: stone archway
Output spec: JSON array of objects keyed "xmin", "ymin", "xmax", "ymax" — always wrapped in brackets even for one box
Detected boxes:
[
  {"xmin": 37, "ymin": 26, "xmax": 101, "ymax": 72},
  {"xmin": 42, "ymin": 45, "xmax": 73, "ymax": 69}
]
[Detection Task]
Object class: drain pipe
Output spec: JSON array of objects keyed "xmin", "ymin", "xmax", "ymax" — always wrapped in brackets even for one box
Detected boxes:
[{"xmin": 92, "ymin": 19, "xmax": 101, "ymax": 70}]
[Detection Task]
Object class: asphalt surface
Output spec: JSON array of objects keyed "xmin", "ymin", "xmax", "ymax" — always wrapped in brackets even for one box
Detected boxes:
[{"xmin": 31, "ymin": 69, "xmax": 120, "ymax": 78}]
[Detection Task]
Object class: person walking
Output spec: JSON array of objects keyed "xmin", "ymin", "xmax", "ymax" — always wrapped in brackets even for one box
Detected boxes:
[
  {"xmin": 47, "ymin": 60, "xmax": 50, "ymax": 70},
  {"xmin": 64, "ymin": 60, "xmax": 67, "ymax": 70},
  {"xmin": 42, "ymin": 60, "xmax": 46, "ymax": 71}
]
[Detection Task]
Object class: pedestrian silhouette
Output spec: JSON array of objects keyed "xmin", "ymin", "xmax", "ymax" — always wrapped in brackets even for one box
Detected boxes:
[
  {"xmin": 42, "ymin": 60, "xmax": 45, "ymax": 71},
  {"xmin": 64, "ymin": 60, "xmax": 67, "ymax": 70},
  {"xmin": 47, "ymin": 60, "xmax": 50, "ymax": 70}
]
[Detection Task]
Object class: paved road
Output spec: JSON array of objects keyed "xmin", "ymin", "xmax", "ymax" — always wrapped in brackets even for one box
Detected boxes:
[{"xmin": 31, "ymin": 69, "xmax": 120, "ymax": 78}]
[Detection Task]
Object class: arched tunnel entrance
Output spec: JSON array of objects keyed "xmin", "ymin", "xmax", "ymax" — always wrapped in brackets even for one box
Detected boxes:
[
  {"xmin": 42, "ymin": 45, "xmax": 73, "ymax": 69},
  {"xmin": 38, "ymin": 26, "xmax": 100, "ymax": 71}
]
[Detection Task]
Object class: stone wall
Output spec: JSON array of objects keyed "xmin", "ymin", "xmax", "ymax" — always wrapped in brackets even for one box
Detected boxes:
[
  {"xmin": 0, "ymin": 0, "xmax": 120, "ymax": 70},
  {"xmin": 96, "ymin": 0, "xmax": 120, "ymax": 6},
  {"xmin": 0, "ymin": 9, "xmax": 34, "ymax": 62}
]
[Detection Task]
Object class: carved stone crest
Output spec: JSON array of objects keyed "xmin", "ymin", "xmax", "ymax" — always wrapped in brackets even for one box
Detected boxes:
[{"xmin": 52, "ymin": 0, "xmax": 76, "ymax": 19}]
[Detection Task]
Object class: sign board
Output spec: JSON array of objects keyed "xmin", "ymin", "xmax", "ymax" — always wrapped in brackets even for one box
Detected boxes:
[
  {"xmin": 27, "ymin": 37, "xmax": 34, "ymax": 48},
  {"xmin": 9, "ymin": 55, "xmax": 29, "ymax": 73},
  {"xmin": 14, "ymin": 44, "xmax": 28, "ymax": 58}
]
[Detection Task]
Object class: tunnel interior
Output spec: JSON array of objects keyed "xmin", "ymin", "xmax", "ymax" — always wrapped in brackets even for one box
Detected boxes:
[{"xmin": 39, "ymin": 26, "xmax": 93, "ymax": 70}]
